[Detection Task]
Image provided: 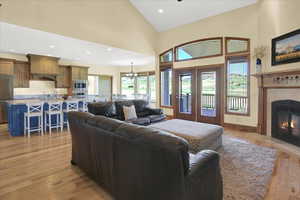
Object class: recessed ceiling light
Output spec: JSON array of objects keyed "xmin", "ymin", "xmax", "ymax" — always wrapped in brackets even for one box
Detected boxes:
[
  {"xmin": 158, "ymin": 9, "xmax": 164, "ymax": 13},
  {"xmin": 49, "ymin": 45, "xmax": 55, "ymax": 49},
  {"xmin": 86, "ymin": 50, "xmax": 91, "ymax": 55},
  {"xmin": 107, "ymin": 48, "xmax": 112, "ymax": 52}
]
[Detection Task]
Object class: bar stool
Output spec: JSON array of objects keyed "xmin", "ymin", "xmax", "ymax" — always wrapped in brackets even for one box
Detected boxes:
[
  {"xmin": 24, "ymin": 102, "xmax": 44, "ymax": 137},
  {"xmin": 63, "ymin": 100, "xmax": 79, "ymax": 131},
  {"xmin": 44, "ymin": 101, "xmax": 63, "ymax": 135},
  {"xmin": 79, "ymin": 100, "xmax": 88, "ymax": 112}
]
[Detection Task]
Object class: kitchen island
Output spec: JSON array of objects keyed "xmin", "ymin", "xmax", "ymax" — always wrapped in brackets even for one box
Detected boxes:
[{"xmin": 7, "ymin": 99, "xmax": 85, "ymax": 136}]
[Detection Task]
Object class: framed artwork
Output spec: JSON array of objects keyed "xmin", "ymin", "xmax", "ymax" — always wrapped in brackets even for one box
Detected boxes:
[{"xmin": 272, "ymin": 28, "xmax": 300, "ymax": 66}]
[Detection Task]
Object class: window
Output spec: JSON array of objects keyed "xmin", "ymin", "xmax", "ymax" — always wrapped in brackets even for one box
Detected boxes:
[
  {"xmin": 225, "ymin": 37, "xmax": 250, "ymax": 55},
  {"xmin": 121, "ymin": 76, "xmax": 135, "ymax": 97},
  {"xmin": 160, "ymin": 49, "xmax": 173, "ymax": 63},
  {"xmin": 88, "ymin": 75, "xmax": 99, "ymax": 95},
  {"xmin": 226, "ymin": 56, "xmax": 250, "ymax": 115},
  {"xmin": 175, "ymin": 38, "xmax": 223, "ymax": 61},
  {"xmin": 160, "ymin": 68, "xmax": 172, "ymax": 107},
  {"xmin": 136, "ymin": 75, "xmax": 148, "ymax": 95},
  {"xmin": 120, "ymin": 72, "xmax": 156, "ymax": 102}
]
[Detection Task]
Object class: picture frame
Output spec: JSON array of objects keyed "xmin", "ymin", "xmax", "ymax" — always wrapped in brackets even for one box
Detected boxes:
[{"xmin": 272, "ymin": 28, "xmax": 300, "ymax": 66}]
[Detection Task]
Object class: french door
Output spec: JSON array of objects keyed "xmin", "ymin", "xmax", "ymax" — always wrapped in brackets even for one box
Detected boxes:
[
  {"xmin": 174, "ymin": 67, "xmax": 222, "ymax": 124},
  {"xmin": 174, "ymin": 69, "xmax": 196, "ymax": 121},
  {"xmin": 197, "ymin": 68, "xmax": 221, "ymax": 125}
]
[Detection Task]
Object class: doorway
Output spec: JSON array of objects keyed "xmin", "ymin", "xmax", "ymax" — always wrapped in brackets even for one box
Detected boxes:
[
  {"xmin": 174, "ymin": 68, "xmax": 196, "ymax": 121},
  {"xmin": 197, "ymin": 68, "xmax": 222, "ymax": 124},
  {"xmin": 174, "ymin": 66, "xmax": 222, "ymax": 124}
]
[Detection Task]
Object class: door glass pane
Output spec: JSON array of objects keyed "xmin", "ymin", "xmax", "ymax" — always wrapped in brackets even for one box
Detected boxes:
[
  {"xmin": 201, "ymin": 71, "xmax": 216, "ymax": 117},
  {"xmin": 99, "ymin": 76, "xmax": 112, "ymax": 100},
  {"xmin": 179, "ymin": 74, "xmax": 192, "ymax": 114},
  {"xmin": 149, "ymin": 75, "xmax": 156, "ymax": 102},
  {"xmin": 161, "ymin": 69, "xmax": 172, "ymax": 106},
  {"xmin": 88, "ymin": 75, "xmax": 99, "ymax": 95}
]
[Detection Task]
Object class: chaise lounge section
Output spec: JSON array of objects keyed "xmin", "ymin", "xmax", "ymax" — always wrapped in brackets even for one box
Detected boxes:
[{"xmin": 68, "ymin": 112, "xmax": 223, "ymax": 200}]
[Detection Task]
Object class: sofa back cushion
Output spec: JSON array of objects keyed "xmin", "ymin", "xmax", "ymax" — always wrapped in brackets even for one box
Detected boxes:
[
  {"xmin": 132, "ymin": 100, "xmax": 149, "ymax": 113},
  {"xmin": 88, "ymin": 102, "xmax": 115, "ymax": 117}
]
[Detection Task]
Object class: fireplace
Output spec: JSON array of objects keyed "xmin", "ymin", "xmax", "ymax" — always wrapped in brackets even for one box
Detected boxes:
[{"xmin": 272, "ymin": 100, "xmax": 300, "ymax": 147}]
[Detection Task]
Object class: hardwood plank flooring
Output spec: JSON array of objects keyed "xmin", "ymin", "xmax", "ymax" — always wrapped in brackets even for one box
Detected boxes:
[{"xmin": 1, "ymin": 124, "xmax": 300, "ymax": 199}]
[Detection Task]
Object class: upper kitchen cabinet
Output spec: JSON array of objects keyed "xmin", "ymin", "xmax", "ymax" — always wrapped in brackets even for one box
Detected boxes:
[
  {"xmin": 71, "ymin": 66, "xmax": 88, "ymax": 80},
  {"xmin": 27, "ymin": 54, "xmax": 59, "ymax": 75},
  {"xmin": 56, "ymin": 65, "xmax": 71, "ymax": 88},
  {"xmin": 0, "ymin": 58, "xmax": 14, "ymax": 75},
  {"xmin": 14, "ymin": 61, "xmax": 30, "ymax": 88}
]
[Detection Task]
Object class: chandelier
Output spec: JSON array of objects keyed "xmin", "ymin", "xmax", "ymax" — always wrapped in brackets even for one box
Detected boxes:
[{"xmin": 125, "ymin": 62, "xmax": 138, "ymax": 79}]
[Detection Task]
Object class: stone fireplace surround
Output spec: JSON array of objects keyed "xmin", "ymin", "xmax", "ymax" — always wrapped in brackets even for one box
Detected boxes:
[{"xmin": 254, "ymin": 69, "xmax": 300, "ymax": 139}]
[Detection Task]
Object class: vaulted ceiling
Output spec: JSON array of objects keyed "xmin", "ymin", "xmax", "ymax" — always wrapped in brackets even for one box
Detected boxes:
[{"xmin": 129, "ymin": 0, "xmax": 258, "ymax": 32}]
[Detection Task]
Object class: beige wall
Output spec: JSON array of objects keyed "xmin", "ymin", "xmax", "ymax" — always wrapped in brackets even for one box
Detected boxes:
[
  {"xmin": 157, "ymin": 4, "xmax": 259, "ymax": 126},
  {"xmin": 156, "ymin": 0, "xmax": 300, "ymax": 127},
  {"xmin": 0, "ymin": 0, "xmax": 157, "ymax": 56},
  {"xmin": 258, "ymin": 0, "xmax": 300, "ymax": 72}
]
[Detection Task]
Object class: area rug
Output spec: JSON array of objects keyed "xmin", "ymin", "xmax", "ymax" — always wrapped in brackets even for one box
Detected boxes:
[{"xmin": 219, "ymin": 136, "xmax": 277, "ymax": 200}]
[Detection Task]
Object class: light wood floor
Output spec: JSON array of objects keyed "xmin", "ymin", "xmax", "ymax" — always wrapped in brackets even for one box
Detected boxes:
[{"xmin": 1, "ymin": 124, "xmax": 300, "ymax": 200}]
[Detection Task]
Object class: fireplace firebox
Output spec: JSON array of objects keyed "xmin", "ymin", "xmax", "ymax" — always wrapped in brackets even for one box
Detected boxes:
[{"xmin": 272, "ymin": 100, "xmax": 300, "ymax": 147}]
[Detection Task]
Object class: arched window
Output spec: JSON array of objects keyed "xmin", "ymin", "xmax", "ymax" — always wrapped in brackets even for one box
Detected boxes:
[{"xmin": 175, "ymin": 37, "xmax": 223, "ymax": 61}]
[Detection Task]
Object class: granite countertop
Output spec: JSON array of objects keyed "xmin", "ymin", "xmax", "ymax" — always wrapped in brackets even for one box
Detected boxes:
[{"xmin": 6, "ymin": 98, "xmax": 85, "ymax": 105}]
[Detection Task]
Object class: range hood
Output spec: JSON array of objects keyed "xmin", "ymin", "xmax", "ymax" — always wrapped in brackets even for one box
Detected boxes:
[
  {"xmin": 27, "ymin": 54, "xmax": 60, "ymax": 81},
  {"xmin": 31, "ymin": 74, "xmax": 56, "ymax": 81}
]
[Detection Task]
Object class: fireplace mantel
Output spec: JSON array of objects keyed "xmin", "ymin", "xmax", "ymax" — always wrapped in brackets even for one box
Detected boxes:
[{"xmin": 253, "ymin": 69, "xmax": 300, "ymax": 135}]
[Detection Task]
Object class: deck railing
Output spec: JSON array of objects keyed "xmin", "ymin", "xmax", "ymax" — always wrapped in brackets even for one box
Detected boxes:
[
  {"xmin": 227, "ymin": 95, "xmax": 248, "ymax": 113},
  {"xmin": 179, "ymin": 94, "xmax": 248, "ymax": 114}
]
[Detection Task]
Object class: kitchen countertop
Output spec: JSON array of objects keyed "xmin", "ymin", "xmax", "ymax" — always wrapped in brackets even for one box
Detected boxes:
[{"xmin": 6, "ymin": 98, "xmax": 85, "ymax": 105}]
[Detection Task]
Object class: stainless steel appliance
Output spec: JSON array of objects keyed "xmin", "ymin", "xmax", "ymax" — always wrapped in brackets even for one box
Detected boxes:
[
  {"xmin": 72, "ymin": 80, "xmax": 88, "ymax": 98},
  {"xmin": 0, "ymin": 74, "xmax": 14, "ymax": 123}
]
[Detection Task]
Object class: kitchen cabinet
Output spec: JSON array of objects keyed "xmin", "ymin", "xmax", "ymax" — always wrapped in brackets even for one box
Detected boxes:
[
  {"xmin": 71, "ymin": 66, "xmax": 88, "ymax": 80},
  {"xmin": 56, "ymin": 65, "xmax": 71, "ymax": 88},
  {"xmin": 28, "ymin": 54, "xmax": 59, "ymax": 75},
  {"xmin": 14, "ymin": 61, "xmax": 30, "ymax": 88},
  {"xmin": 0, "ymin": 59, "xmax": 14, "ymax": 75}
]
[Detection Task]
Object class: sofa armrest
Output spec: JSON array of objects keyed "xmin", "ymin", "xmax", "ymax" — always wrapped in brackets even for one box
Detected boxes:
[
  {"xmin": 185, "ymin": 150, "xmax": 223, "ymax": 200},
  {"xmin": 144, "ymin": 107, "xmax": 163, "ymax": 115}
]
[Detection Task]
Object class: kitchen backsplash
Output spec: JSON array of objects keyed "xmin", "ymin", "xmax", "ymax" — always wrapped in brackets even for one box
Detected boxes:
[{"xmin": 14, "ymin": 80, "xmax": 68, "ymax": 96}]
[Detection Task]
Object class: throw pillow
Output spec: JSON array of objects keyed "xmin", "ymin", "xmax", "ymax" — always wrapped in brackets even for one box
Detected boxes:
[{"xmin": 123, "ymin": 105, "xmax": 137, "ymax": 120}]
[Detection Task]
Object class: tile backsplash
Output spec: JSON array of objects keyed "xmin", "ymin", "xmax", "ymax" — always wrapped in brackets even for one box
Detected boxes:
[{"xmin": 14, "ymin": 80, "xmax": 68, "ymax": 96}]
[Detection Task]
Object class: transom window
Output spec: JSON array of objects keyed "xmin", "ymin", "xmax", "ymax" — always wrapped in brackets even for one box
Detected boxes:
[
  {"xmin": 160, "ymin": 49, "xmax": 173, "ymax": 63},
  {"xmin": 175, "ymin": 38, "xmax": 223, "ymax": 61},
  {"xmin": 225, "ymin": 37, "xmax": 250, "ymax": 55}
]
